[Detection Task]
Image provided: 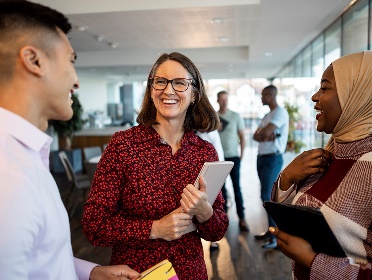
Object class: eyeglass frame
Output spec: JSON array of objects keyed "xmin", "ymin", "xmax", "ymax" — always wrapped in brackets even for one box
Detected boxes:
[{"xmin": 149, "ymin": 76, "xmax": 194, "ymax": 92}]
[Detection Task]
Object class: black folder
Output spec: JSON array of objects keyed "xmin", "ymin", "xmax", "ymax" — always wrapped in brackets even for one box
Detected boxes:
[
  {"xmin": 263, "ymin": 201, "xmax": 346, "ymax": 257},
  {"xmin": 219, "ymin": 117, "xmax": 229, "ymax": 131}
]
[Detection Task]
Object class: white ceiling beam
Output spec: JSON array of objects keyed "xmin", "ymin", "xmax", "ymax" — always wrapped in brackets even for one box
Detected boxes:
[{"xmin": 32, "ymin": 0, "xmax": 260, "ymax": 14}]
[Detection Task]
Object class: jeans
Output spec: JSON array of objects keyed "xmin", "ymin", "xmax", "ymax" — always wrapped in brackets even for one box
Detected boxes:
[
  {"xmin": 224, "ymin": 156, "xmax": 245, "ymax": 219},
  {"xmin": 257, "ymin": 154, "xmax": 283, "ymax": 227}
]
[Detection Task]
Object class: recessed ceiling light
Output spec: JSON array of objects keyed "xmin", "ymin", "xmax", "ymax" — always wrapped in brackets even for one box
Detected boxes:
[
  {"xmin": 95, "ymin": 35, "xmax": 104, "ymax": 42},
  {"xmin": 109, "ymin": 42, "xmax": 119, "ymax": 48},
  {"xmin": 76, "ymin": 26, "xmax": 88, "ymax": 31},
  {"xmin": 211, "ymin": 17, "xmax": 225, "ymax": 24},
  {"xmin": 218, "ymin": 37, "xmax": 229, "ymax": 42},
  {"xmin": 264, "ymin": 52, "xmax": 273, "ymax": 57}
]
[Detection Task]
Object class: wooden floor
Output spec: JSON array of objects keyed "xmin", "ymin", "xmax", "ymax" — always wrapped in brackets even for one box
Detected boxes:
[{"xmin": 55, "ymin": 146, "xmax": 294, "ymax": 280}]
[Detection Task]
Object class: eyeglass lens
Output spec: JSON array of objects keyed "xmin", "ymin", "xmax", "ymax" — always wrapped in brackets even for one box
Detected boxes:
[{"xmin": 152, "ymin": 77, "xmax": 191, "ymax": 92}]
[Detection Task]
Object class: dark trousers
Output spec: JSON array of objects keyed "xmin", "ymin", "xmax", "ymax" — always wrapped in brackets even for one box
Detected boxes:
[
  {"xmin": 257, "ymin": 153, "xmax": 283, "ymax": 227},
  {"xmin": 224, "ymin": 156, "xmax": 245, "ymax": 219}
]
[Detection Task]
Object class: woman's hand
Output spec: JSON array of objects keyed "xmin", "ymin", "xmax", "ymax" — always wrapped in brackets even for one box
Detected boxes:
[
  {"xmin": 180, "ymin": 177, "xmax": 213, "ymax": 224},
  {"xmin": 280, "ymin": 148, "xmax": 333, "ymax": 191},
  {"xmin": 269, "ymin": 227, "xmax": 317, "ymax": 268},
  {"xmin": 150, "ymin": 208, "xmax": 192, "ymax": 241}
]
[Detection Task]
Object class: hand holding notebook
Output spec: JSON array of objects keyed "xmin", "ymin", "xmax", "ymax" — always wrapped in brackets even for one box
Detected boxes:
[
  {"xmin": 183, "ymin": 161, "xmax": 234, "ymax": 233},
  {"xmin": 264, "ymin": 201, "xmax": 346, "ymax": 257}
]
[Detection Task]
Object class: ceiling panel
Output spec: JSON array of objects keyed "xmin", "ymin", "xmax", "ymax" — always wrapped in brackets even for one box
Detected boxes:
[{"xmin": 32, "ymin": 0, "xmax": 353, "ymax": 81}]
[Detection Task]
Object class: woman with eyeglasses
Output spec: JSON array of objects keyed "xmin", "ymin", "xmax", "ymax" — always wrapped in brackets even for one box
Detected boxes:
[{"xmin": 82, "ymin": 52, "xmax": 228, "ymax": 279}]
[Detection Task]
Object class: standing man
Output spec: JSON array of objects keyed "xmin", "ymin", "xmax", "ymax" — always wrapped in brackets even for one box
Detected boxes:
[
  {"xmin": 217, "ymin": 91, "xmax": 249, "ymax": 232},
  {"xmin": 253, "ymin": 85, "xmax": 289, "ymax": 249},
  {"xmin": 0, "ymin": 1, "xmax": 140, "ymax": 279}
]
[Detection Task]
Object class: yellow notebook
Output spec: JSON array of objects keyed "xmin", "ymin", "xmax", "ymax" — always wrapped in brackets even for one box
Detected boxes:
[{"xmin": 139, "ymin": 259, "xmax": 178, "ymax": 280}]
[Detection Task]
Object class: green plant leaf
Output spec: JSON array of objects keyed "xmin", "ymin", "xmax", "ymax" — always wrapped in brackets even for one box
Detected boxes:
[{"xmin": 49, "ymin": 94, "xmax": 86, "ymax": 137}]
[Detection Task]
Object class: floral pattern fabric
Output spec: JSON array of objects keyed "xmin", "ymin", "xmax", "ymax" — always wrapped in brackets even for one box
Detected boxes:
[{"xmin": 82, "ymin": 125, "xmax": 229, "ymax": 280}]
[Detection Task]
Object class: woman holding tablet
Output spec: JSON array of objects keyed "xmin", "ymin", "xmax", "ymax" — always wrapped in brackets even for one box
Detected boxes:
[{"xmin": 82, "ymin": 52, "xmax": 228, "ymax": 280}]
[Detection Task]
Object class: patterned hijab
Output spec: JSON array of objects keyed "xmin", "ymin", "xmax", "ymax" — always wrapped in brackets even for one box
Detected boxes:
[{"xmin": 325, "ymin": 50, "xmax": 372, "ymax": 152}]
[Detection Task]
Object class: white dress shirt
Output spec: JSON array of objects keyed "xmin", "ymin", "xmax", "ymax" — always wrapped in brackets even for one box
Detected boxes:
[
  {"xmin": 196, "ymin": 130, "xmax": 225, "ymax": 161},
  {"xmin": 0, "ymin": 108, "xmax": 96, "ymax": 279}
]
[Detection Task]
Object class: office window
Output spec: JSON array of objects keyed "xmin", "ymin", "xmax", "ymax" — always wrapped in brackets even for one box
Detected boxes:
[
  {"xmin": 325, "ymin": 18, "xmax": 342, "ymax": 67},
  {"xmin": 343, "ymin": 0, "xmax": 369, "ymax": 55},
  {"xmin": 303, "ymin": 45, "xmax": 312, "ymax": 77},
  {"xmin": 312, "ymin": 35, "xmax": 324, "ymax": 78},
  {"xmin": 294, "ymin": 54, "xmax": 302, "ymax": 77}
]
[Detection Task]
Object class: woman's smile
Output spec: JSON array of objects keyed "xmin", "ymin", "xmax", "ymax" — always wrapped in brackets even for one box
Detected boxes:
[
  {"xmin": 315, "ymin": 108, "xmax": 323, "ymax": 120},
  {"xmin": 162, "ymin": 98, "xmax": 178, "ymax": 105}
]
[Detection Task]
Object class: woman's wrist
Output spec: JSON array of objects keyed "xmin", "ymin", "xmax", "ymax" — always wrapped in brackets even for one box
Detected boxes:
[
  {"xmin": 149, "ymin": 220, "xmax": 158, "ymax": 239},
  {"xmin": 280, "ymin": 171, "xmax": 296, "ymax": 191},
  {"xmin": 196, "ymin": 204, "xmax": 213, "ymax": 223}
]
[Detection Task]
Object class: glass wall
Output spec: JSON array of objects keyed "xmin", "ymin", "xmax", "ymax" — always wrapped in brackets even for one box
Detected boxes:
[
  {"xmin": 343, "ymin": 0, "xmax": 369, "ymax": 55},
  {"xmin": 130, "ymin": 0, "xmax": 371, "ymax": 154},
  {"xmin": 325, "ymin": 19, "xmax": 342, "ymax": 67},
  {"xmin": 273, "ymin": 0, "xmax": 370, "ymax": 151}
]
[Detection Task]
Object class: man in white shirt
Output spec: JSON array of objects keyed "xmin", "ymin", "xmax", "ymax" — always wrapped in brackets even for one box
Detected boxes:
[
  {"xmin": 217, "ymin": 91, "xmax": 249, "ymax": 232},
  {"xmin": 253, "ymin": 85, "xmax": 289, "ymax": 249},
  {"xmin": 196, "ymin": 130, "xmax": 225, "ymax": 252},
  {"xmin": 0, "ymin": 1, "xmax": 140, "ymax": 279}
]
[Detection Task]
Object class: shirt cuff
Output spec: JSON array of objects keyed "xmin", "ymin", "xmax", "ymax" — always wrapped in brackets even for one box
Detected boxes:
[
  {"xmin": 276, "ymin": 176, "xmax": 295, "ymax": 202},
  {"xmin": 74, "ymin": 257, "xmax": 99, "ymax": 280}
]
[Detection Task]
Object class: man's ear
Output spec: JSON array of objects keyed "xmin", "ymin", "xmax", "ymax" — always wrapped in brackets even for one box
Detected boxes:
[{"xmin": 19, "ymin": 46, "xmax": 45, "ymax": 77}]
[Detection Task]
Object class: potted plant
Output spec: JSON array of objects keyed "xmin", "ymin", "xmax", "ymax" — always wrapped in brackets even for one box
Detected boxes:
[
  {"xmin": 50, "ymin": 94, "xmax": 86, "ymax": 150},
  {"xmin": 284, "ymin": 102, "xmax": 305, "ymax": 153},
  {"xmin": 49, "ymin": 94, "xmax": 86, "ymax": 172}
]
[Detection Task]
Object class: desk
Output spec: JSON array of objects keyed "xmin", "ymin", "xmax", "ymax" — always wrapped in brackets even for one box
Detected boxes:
[
  {"xmin": 72, "ymin": 126, "xmax": 130, "ymax": 149},
  {"xmin": 89, "ymin": 155, "xmax": 101, "ymax": 163}
]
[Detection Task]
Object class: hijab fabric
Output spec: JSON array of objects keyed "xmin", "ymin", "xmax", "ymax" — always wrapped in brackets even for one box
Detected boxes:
[{"xmin": 325, "ymin": 50, "xmax": 372, "ymax": 152}]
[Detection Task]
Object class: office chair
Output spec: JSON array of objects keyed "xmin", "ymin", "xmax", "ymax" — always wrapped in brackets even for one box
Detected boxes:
[
  {"xmin": 58, "ymin": 151, "xmax": 91, "ymax": 217},
  {"xmin": 84, "ymin": 160, "xmax": 97, "ymax": 183},
  {"xmin": 83, "ymin": 146, "xmax": 102, "ymax": 161}
]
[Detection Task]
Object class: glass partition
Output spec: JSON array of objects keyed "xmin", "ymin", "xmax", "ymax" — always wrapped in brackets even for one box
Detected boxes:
[
  {"xmin": 272, "ymin": 0, "xmax": 370, "ymax": 151},
  {"xmin": 343, "ymin": 0, "xmax": 369, "ymax": 55},
  {"xmin": 325, "ymin": 18, "xmax": 342, "ymax": 67}
]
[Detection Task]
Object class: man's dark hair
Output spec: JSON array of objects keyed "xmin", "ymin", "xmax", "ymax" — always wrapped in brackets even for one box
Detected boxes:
[
  {"xmin": 217, "ymin": 90, "xmax": 228, "ymax": 99},
  {"xmin": 0, "ymin": 0, "xmax": 72, "ymax": 80},
  {"xmin": 0, "ymin": 0, "xmax": 71, "ymax": 34},
  {"xmin": 263, "ymin": 85, "xmax": 278, "ymax": 94}
]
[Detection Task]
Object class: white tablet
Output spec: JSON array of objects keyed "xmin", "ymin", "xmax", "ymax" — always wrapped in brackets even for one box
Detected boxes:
[
  {"xmin": 184, "ymin": 161, "xmax": 234, "ymax": 233},
  {"xmin": 194, "ymin": 161, "xmax": 234, "ymax": 204}
]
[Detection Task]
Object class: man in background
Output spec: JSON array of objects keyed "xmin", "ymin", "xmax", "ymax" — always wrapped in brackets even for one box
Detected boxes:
[
  {"xmin": 253, "ymin": 85, "xmax": 289, "ymax": 249},
  {"xmin": 217, "ymin": 90, "xmax": 249, "ymax": 232},
  {"xmin": 0, "ymin": 1, "xmax": 140, "ymax": 279}
]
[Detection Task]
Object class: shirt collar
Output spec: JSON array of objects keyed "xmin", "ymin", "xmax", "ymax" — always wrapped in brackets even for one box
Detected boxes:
[
  {"xmin": 0, "ymin": 108, "xmax": 53, "ymax": 168},
  {"xmin": 135, "ymin": 124, "xmax": 201, "ymax": 147},
  {"xmin": 334, "ymin": 135, "xmax": 372, "ymax": 158}
]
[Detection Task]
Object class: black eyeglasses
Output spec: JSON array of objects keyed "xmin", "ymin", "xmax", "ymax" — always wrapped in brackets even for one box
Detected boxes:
[{"xmin": 150, "ymin": 76, "xmax": 193, "ymax": 92}]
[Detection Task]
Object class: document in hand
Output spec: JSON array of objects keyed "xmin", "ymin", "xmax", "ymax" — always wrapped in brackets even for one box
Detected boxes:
[
  {"xmin": 139, "ymin": 259, "xmax": 178, "ymax": 280},
  {"xmin": 184, "ymin": 161, "xmax": 234, "ymax": 233},
  {"xmin": 263, "ymin": 201, "xmax": 346, "ymax": 257}
]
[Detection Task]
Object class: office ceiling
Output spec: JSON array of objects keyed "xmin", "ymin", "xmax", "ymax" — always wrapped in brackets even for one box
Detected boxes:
[{"xmin": 33, "ymin": 0, "xmax": 352, "ymax": 81}]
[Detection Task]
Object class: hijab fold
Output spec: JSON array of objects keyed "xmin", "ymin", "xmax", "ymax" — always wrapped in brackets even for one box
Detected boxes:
[{"xmin": 325, "ymin": 51, "xmax": 372, "ymax": 152}]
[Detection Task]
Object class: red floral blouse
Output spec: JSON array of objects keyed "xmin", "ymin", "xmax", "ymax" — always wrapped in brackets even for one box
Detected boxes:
[{"xmin": 82, "ymin": 125, "xmax": 229, "ymax": 280}]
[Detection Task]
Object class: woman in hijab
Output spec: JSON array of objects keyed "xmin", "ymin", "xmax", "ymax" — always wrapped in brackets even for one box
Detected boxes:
[{"xmin": 270, "ymin": 51, "xmax": 372, "ymax": 279}]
